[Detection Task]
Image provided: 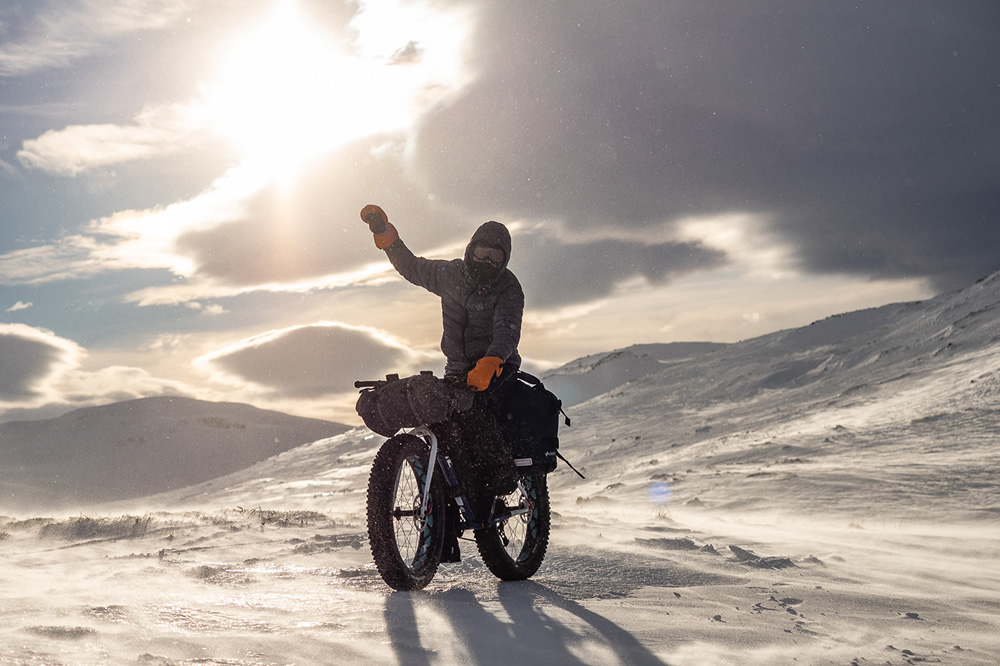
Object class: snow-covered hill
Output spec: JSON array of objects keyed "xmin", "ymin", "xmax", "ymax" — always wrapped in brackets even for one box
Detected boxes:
[
  {"xmin": 541, "ymin": 342, "xmax": 727, "ymax": 407},
  {"xmin": 553, "ymin": 270, "xmax": 1000, "ymax": 522},
  {"xmin": 0, "ymin": 396, "xmax": 349, "ymax": 512},
  {"xmin": 1, "ymin": 272, "xmax": 998, "ymax": 664}
]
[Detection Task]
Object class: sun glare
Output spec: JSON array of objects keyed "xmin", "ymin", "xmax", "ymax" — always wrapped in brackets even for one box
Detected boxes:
[{"xmin": 202, "ymin": 0, "xmax": 470, "ymax": 181}]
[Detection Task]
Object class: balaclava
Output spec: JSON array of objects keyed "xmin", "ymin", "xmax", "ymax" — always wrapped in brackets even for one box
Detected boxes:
[{"xmin": 464, "ymin": 221, "xmax": 511, "ymax": 285}]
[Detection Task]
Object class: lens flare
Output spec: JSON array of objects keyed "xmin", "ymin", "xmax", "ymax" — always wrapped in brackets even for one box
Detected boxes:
[{"xmin": 648, "ymin": 481, "xmax": 672, "ymax": 506}]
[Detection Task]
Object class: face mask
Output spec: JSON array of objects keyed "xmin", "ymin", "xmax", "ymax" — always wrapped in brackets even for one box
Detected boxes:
[{"xmin": 468, "ymin": 258, "xmax": 502, "ymax": 284}]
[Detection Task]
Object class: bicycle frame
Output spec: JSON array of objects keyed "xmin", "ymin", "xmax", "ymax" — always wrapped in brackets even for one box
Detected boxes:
[{"xmin": 410, "ymin": 425, "xmax": 530, "ymax": 531}]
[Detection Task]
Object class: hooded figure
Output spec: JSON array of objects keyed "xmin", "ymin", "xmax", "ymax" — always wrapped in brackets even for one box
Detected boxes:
[
  {"xmin": 360, "ymin": 205, "xmax": 522, "ymax": 536},
  {"xmin": 360, "ymin": 205, "xmax": 523, "ymax": 387}
]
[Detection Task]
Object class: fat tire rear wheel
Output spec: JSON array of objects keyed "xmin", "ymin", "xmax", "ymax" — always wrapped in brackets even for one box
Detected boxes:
[
  {"xmin": 367, "ymin": 434, "xmax": 446, "ymax": 591},
  {"xmin": 475, "ymin": 475, "xmax": 550, "ymax": 581}
]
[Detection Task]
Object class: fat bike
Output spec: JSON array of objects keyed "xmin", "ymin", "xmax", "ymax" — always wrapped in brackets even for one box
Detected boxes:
[{"xmin": 357, "ymin": 378, "xmax": 551, "ymax": 592}]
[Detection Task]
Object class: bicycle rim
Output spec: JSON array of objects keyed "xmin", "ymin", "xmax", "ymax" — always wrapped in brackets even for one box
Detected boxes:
[
  {"xmin": 391, "ymin": 453, "xmax": 434, "ymax": 566},
  {"xmin": 476, "ymin": 475, "xmax": 550, "ymax": 580}
]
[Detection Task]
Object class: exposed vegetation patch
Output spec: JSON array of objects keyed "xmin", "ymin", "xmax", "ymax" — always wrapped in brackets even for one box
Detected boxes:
[
  {"xmin": 199, "ymin": 416, "xmax": 247, "ymax": 429},
  {"xmin": 38, "ymin": 516, "xmax": 152, "ymax": 541},
  {"xmin": 24, "ymin": 626, "xmax": 97, "ymax": 640},
  {"xmin": 237, "ymin": 507, "xmax": 329, "ymax": 528}
]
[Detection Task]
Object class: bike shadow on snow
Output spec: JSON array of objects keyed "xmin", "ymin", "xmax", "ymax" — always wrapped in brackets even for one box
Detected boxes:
[{"xmin": 384, "ymin": 580, "xmax": 669, "ymax": 666}]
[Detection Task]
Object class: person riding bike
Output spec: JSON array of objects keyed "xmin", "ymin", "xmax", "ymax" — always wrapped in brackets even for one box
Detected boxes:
[{"xmin": 359, "ymin": 204, "xmax": 523, "ymax": 508}]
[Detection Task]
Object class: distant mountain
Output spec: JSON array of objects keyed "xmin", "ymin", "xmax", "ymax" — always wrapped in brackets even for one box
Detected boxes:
[
  {"xmin": 0, "ymin": 396, "xmax": 349, "ymax": 511},
  {"xmin": 543, "ymin": 342, "xmax": 728, "ymax": 407}
]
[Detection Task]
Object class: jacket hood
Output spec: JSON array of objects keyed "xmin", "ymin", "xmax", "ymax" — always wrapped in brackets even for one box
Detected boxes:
[{"xmin": 464, "ymin": 221, "xmax": 511, "ymax": 271}]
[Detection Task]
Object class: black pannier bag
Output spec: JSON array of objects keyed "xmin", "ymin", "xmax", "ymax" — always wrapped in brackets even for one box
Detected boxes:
[
  {"xmin": 356, "ymin": 373, "xmax": 475, "ymax": 437},
  {"xmin": 497, "ymin": 372, "xmax": 567, "ymax": 475}
]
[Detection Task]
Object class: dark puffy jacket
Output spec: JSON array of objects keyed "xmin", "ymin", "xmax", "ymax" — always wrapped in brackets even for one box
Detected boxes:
[{"xmin": 384, "ymin": 221, "xmax": 523, "ymax": 377}]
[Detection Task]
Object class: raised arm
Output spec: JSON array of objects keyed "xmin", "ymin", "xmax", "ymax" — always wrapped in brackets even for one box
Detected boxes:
[{"xmin": 360, "ymin": 204, "xmax": 451, "ymax": 295}]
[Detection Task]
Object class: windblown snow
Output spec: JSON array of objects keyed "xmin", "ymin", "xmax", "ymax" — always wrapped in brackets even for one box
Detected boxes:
[{"xmin": 2, "ymin": 272, "xmax": 1000, "ymax": 664}]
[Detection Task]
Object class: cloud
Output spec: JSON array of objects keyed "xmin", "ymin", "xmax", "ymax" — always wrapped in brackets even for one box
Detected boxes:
[
  {"xmin": 0, "ymin": 134, "xmax": 731, "ymax": 319},
  {"xmin": 0, "ymin": 324, "xmax": 195, "ymax": 418},
  {"xmin": 111, "ymin": 139, "xmax": 481, "ymax": 302},
  {"xmin": 411, "ymin": 2, "xmax": 1000, "ymax": 291},
  {"xmin": 2, "ymin": 0, "xmax": 479, "ymax": 294},
  {"xmin": 0, "ymin": 161, "xmax": 265, "ymax": 288},
  {"xmin": 6, "ymin": 301, "xmax": 32, "ymax": 312},
  {"xmin": 173, "ymin": 149, "xmax": 384, "ymax": 287},
  {"xmin": 512, "ymin": 227, "xmax": 727, "ymax": 308},
  {"xmin": 130, "ymin": 134, "xmax": 730, "ymax": 310},
  {"xmin": 671, "ymin": 214, "xmax": 799, "ymax": 281},
  {"xmin": 0, "ymin": 236, "xmax": 120, "ymax": 285},
  {"xmin": 17, "ymin": 103, "xmax": 206, "ymax": 176},
  {"xmin": 185, "ymin": 302, "xmax": 227, "ymax": 316},
  {"xmin": 0, "ymin": 0, "xmax": 197, "ymax": 76},
  {"xmin": 196, "ymin": 322, "xmax": 435, "ymax": 398},
  {"xmin": 0, "ymin": 137, "xmax": 439, "ymax": 299},
  {"xmin": 2, "ymin": 0, "xmax": 993, "ymax": 343},
  {"xmin": 0, "ymin": 324, "xmax": 81, "ymax": 404},
  {"xmin": 55, "ymin": 365, "xmax": 191, "ymax": 405}
]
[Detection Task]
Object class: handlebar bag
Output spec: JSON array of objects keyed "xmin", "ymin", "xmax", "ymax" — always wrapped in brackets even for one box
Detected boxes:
[{"xmin": 356, "ymin": 374, "xmax": 474, "ymax": 437}]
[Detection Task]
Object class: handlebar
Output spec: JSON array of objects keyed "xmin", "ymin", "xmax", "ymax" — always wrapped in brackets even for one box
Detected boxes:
[{"xmin": 355, "ymin": 371, "xmax": 436, "ymax": 392}]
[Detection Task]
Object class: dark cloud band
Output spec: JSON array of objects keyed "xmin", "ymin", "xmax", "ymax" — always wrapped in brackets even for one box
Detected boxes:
[
  {"xmin": 0, "ymin": 326, "xmax": 76, "ymax": 402},
  {"xmin": 205, "ymin": 322, "xmax": 417, "ymax": 398}
]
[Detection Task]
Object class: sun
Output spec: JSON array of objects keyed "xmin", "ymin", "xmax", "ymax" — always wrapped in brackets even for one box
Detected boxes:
[{"xmin": 201, "ymin": 0, "xmax": 433, "ymax": 178}]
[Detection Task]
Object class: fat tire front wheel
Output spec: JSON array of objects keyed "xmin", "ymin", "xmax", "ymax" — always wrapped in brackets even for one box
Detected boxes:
[
  {"xmin": 367, "ymin": 434, "xmax": 445, "ymax": 591},
  {"xmin": 475, "ymin": 475, "xmax": 550, "ymax": 581}
]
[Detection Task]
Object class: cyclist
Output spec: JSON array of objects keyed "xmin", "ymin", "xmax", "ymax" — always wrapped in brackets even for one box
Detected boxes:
[{"xmin": 359, "ymin": 205, "xmax": 522, "ymax": 508}]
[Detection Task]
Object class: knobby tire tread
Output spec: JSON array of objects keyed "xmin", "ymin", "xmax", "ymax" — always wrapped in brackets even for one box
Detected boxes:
[
  {"xmin": 367, "ymin": 434, "xmax": 445, "ymax": 591},
  {"xmin": 475, "ymin": 475, "xmax": 550, "ymax": 581}
]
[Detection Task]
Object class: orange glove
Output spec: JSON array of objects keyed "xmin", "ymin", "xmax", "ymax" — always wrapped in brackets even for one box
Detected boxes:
[
  {"xmin": 466, "ymin": 356, "xmax": 503, "ymax": 391},
  {"xmin": 360, "ymin": 204, "xmax": 398, "ymax": 249}
]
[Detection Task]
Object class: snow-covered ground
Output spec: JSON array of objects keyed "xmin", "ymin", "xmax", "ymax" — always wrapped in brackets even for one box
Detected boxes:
[{"xmin": 2, "ymin": 273, "xmax": 1000, "ymax": 664}]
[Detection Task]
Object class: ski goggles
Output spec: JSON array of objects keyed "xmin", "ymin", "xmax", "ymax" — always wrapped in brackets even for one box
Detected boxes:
[{"xmin": 471, "ymin": 244, "xmax": 505, "ymax": 266}]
